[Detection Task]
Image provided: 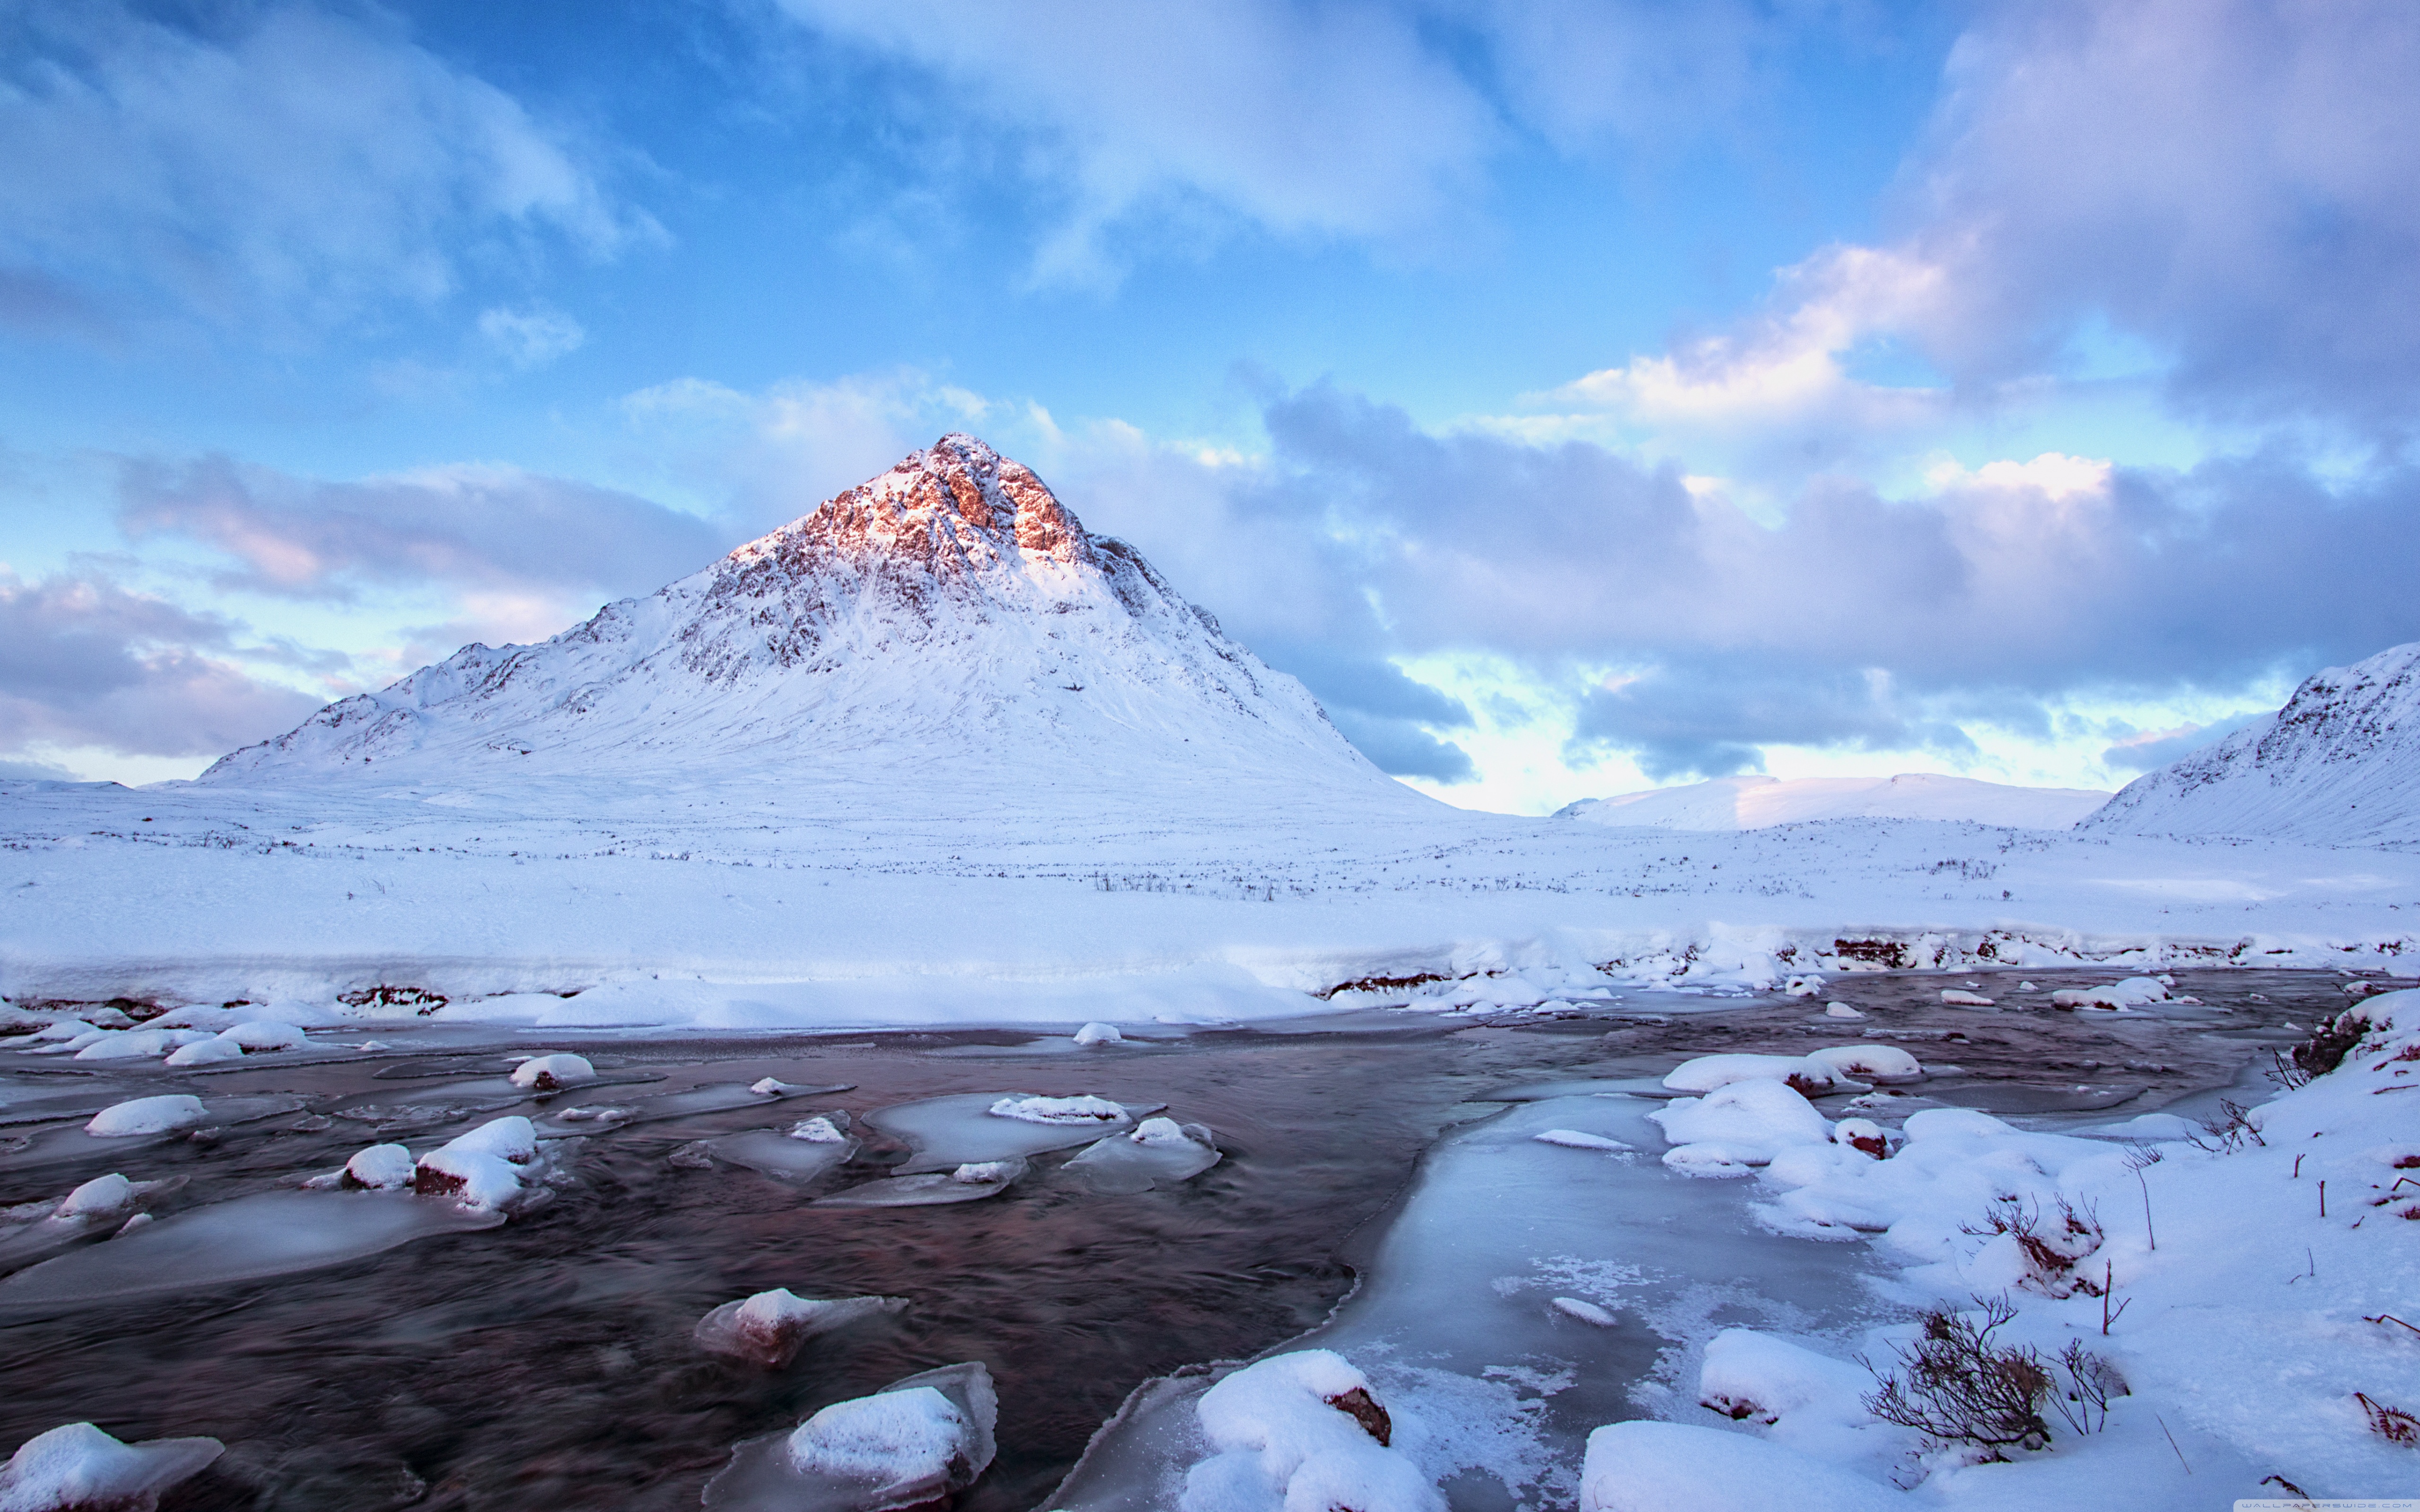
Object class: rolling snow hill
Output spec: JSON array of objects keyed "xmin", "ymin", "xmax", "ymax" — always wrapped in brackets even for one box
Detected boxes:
[
  {"xmin": 2084, "ymin": 640, "xmax": 2420, "ymax": 847},
  {"xmin": 1555, "ymin": 773, "xmax": 2109, "ymax": 831},
  {"xmin": 204, "ymin": 434, "xmax": 1402, "ymax": 809}
]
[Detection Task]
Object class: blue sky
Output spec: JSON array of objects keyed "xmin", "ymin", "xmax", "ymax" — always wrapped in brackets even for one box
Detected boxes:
[{"xmin": 5, "ymin": 0, "xmax": 2418, "ymax": 811}]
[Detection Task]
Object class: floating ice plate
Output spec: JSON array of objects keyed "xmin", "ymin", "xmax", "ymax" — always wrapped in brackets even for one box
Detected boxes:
[{"xmin": 0, "ymin": 1189, "xmax": 505, "ymax": 1312}]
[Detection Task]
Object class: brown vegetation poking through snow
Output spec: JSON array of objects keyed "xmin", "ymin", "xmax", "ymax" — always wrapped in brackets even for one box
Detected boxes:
[
  {"xmin": 1324, "ymin": 1386, "xmax": 1392, "ymax": 1446},
  {"xmin": 1962, "ymin": 1196, "xmax": 2108, "ymax": 1297},
  {"xmin": 1863, "ymin": 1295, "xmax": 2055, "ymax": 1455},
  {"xmin": 2358, "ymin": 1393, "xmax": 2420, "ymax": 1446}
]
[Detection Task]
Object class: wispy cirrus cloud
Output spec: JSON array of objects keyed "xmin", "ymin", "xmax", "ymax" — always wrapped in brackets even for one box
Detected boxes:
[{"xmin": 114, "ymin": 453, "xmax": 727, "ymax": 603}]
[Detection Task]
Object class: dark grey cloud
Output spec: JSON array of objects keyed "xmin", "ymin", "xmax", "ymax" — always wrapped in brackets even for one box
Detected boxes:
[
  {"xmin": 2098, "ymin": 710, "xmax": 2270, "ymax": 774},
  {"xmin": 1080, "ymin": 385, "xmax": 2420, "ymax": 776},
  {"xmin": 0, "ymin": 570, "xmax": 323, "ymax": 757},
  {"xmin": 1326, "ymin": 708, "xmax": 1476, "ymax": 783},
  {"xmin": 1884, "ymin": 0, "xmax": 2420, "ymax": 430},
  {"xmin": 117, "ymin": 454, "xmax": 730, "ymax": 601}
]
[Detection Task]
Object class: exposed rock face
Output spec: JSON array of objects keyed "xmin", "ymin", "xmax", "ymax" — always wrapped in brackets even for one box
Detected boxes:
[
  {"xmin": 2083, "ymin": 641, "xmax": 2420, "ymax": 847},
  {"xmin": 204, "ymin": 435, "xmax": 1382, "ymax": 791}
]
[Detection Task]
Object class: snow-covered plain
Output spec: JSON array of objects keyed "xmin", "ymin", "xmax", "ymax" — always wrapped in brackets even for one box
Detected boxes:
[
  {"xmin": 1556, "ymin": 774, "xmax": 2110, "ymax": 833},
  {"xmin": 4, "ymin": 438, "xmax": 2417, "ymax": 1032}
]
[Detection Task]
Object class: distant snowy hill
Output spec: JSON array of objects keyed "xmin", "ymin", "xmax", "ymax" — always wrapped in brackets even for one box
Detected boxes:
[
  {"xmin": 2083, "ymin": 641, "xmax": 2420, "ymax": 846},
  {"xmin": 206, "ymin": 435, "xmax": 1400, "ymax": 802},
  {"xmin": 1554, "ymin": 773, "xmax": 2109, "ymax": 831}
]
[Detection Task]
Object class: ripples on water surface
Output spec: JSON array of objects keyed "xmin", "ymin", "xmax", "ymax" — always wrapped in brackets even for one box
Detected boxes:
[{"xmin": 0, "ymin": 970, "xmax": 2362, "ymax": 1509}]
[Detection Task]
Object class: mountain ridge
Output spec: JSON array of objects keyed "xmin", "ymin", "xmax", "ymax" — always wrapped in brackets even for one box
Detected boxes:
[
  {"xmin": 2083, "ymin": 640, "xmax": 2420, "ymax": 846},
  {"xmin": 203, "ymin": 435, "xmax": 1397, "ymax": 797}
]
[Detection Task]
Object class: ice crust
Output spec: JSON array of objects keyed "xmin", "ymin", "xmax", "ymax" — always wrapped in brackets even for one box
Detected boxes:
[
  {"xmin": 0, "ymin": 1190, "xmax": 504, "ymax": 1310},
  {"xmin": 702, "ymin": 1361, "xmax": 997, "ymax": 1512},
  {"xmin": 699, "ymin": 1127, "xmax": 858, "ymax": 1185},
  {"xmin": 870, "ymin": 1092, "xmax": 1155, "ymax": 1173},
  {"xmin": 987, "ymin": 1093, "xmax": 1130, "ymax": 1125},
  {"xmin": 1062, "ymin": 1117, "xmax": 1221, "ymax": 1194},
  {"xmin": 816, "ymin": 1157, "xmax": 1028, "ymax": 1208},
  {"xmin": 694, "ymin": 1289, "xmax": 908, "ymax": 1367},
  {"xmin": 85, "ymin": 1096, "xmax": 206, "ymax": 1137},
  {"xmin": 0, "ymin": 1421, "xmax": 224, "ymax": 1512}
]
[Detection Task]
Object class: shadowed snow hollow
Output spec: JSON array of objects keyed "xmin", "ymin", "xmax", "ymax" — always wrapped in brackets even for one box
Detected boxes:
[
  {"xmin": 2084, "ymin": 640, "xmax": 2420, "ymax": 846},
  {"xmin": 201, "ymin": 435, "xmax": 1402, "ymax": 801}
]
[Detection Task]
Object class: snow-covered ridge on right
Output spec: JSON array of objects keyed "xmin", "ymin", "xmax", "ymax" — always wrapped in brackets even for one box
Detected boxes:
[{"xmin": 2083, "ymin": 639, "xmax": 2420, "ymax": 847}]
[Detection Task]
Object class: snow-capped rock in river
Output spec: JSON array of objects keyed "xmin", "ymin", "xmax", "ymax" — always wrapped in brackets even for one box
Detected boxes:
[
  {"xmin": 202, "ymin": 435, "xmax": 1387, "ymax": 792},
  {"xmin": 2083, "ymin": 640, "xmax": 2420, "ymax": 846},
  {"xmin": 1555, "ymin": 773, "xmax": 2109, "ymax": 831}
]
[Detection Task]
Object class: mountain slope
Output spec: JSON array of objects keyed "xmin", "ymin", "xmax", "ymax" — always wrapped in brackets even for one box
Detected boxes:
[
  {"xmin": 2083, "ymin": 641, "xmax": 2420, "ymax": 846},
  {"xmin": 204, "ymin": 435, "xmax": 1395, "ymax": 799},
  {"xmin": 1555, "ymin": 773, "xmax": 2109, "ymax": 831}
]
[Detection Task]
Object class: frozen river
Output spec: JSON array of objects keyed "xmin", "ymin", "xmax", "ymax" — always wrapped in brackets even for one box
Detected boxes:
[{"xmin": 0, "ymin": 969, "xmax": 2353, "ymax": 1510}]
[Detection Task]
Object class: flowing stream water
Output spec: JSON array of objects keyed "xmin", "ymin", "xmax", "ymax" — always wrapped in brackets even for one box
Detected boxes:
[{"xmin": 0, "ymin": 969, "xmax": 2363, "ymax": 1511}]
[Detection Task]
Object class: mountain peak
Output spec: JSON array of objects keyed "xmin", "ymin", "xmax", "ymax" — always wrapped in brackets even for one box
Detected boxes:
[{"xmin": 736, "ymin": 433, "xmax": 1093, "ymax": 583}]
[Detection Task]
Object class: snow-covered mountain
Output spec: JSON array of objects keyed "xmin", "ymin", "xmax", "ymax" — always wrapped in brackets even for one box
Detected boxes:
[
  {"xmin": 205, "ymin": 435, "xmax": 1398, "ymax": 799},
  {"xmin": 2083, "ymin": 641, "xmax": 2420, "ymax": 846},
  {"xmin": 1554, "ymin": 773, "xmax": 2109, "ymax": 831}
]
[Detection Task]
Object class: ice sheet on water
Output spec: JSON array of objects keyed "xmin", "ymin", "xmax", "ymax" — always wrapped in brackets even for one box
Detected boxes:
[
  {"xmin": 528, "ymin": 1081, "xmax": 853, "ymax": 1137},
  {"xmin": 0, "ymin": 1190, "xmax": 504, "ymax": 1312},
  {"xmin": 1050, "ymin": 1088, "xmax": 1887, "ymax": 1512},
  {"xmin": 2, "ymin": 1095, "xmax": 302, "ymax": 1172},
  {"xmin": 814, "ymin": 1158, "xmax": 1027, "ymax": 1208},
  {"xmin": 0, "ymin": 1420, "xmax": 224, "ymax": 1512},
  {"xmin": 868, "ymin": 1092, "xmax": 1161, "ymax": 1173},
  {"xmin": 86, "ymin": 1096, "xmax": 206, "ymax": 1136},
  {"xmin": 0, "ymin": 1173, "xmax": 185, "ymax": 1275},
  {"xmin": 694, "ymin": 1289, "xmax": 908, "ymax": 1366},
  {"xmin": 1062, "ymin": 1118, "xmax": 1221, "ymax": 1194},
  {"xmin": 702, "ymin": 1361, "xmax": 997, "ymax": 1512},
  {"xmin": 698, "ymin": 1128, "xmax": 858, "ymax": 1186},
  {"xmin": 1532, "ymin": 1129, "xmax": 1632, "ymax": 1152}
]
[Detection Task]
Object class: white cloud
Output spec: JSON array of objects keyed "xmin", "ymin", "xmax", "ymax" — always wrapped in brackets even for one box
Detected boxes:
[
  {"xmin": 769, "ymin": 0, "xmax": 1498, "ymax": 282},
  {"xmin": 477, "ymin": 304, "xmax": 586, "ymax": 369},
  {"xmin": 0, "ymin": 1, "xmax": 648, "ymax": 335}
]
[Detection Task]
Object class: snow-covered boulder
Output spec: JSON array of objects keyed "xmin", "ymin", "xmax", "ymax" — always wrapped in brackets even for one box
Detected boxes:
[
  {"xmin": 71, "ymin": 1029, "xmax": 212, "ymax": 1062},
  {"xmin": 25, "ymin": 1019, "xmax": 96, "ymax": 1043},
  {"xmin": 1649, "ymin": 1080, "xmax": 1832, "ymax": 1174},
  {"xmin": 702, "ymin": 1362, "xmax": 997, "ymax": 1512},
  {"xmin": 412, "ymin": 1117, "xmax": 545, "ymax": 1210},
  {"xmin": 0, "ymin": 1422, "xmax": 223, "ymax": 1512},
  {"xmin": 1697, "ymin": 1329, "xmax": 1876, "ymax": 1427},
  {"xmin": 164, "ymin": 1038, "xmax": 245, "ymax": 1067},
  {"xmin": 341, "ymin": 1144, "xmax": 417, "ymax": 1191},
  {"xmin": 86, "ymin": 1096, "xmax": 207, "ymax": 1137},
  {"xmin": 1663, "ymin": 1053, "xmax": 1858, "ymax": 1097},
  {"xmin": 694, "ymin": 1289, "xmax": 908, "ymax": 1367},
  {"xmin": 1184, "ymin": 1350, "xmax": 1443, "ymax": 1512},
  {"xmin": 218, "ymin": 1021, "xmax": 305, "ymax": 1053},
  {"xmin": 509, "ymin": 1053, "xmax": 596, "ymax": 1091},
  {"xmin": 1072, "ymin": 1022, "xmax": 1123, "ymax": 1046},
  {"xmin": 2051, "ymin": 976, "xmax": 2169, "ymax": 1010},
  {"xmin": 1801, "ymin": 1045, "xmax": 1922, "ymax": 1083}
]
